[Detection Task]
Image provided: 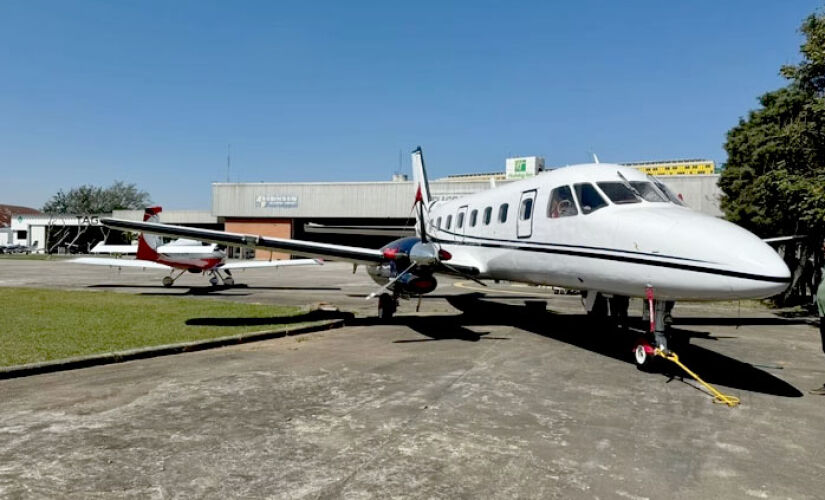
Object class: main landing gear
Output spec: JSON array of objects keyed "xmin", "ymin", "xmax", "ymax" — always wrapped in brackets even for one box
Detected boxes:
[
  {"xmin": 377, "ymin": 292, "xmax": 398, "ymax": 321},
  {"xmin": 209, "ymin": 269, "xmax": 235, "ymax": 287}
]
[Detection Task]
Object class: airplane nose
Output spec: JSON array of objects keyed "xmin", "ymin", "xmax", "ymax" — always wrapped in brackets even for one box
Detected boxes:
[{"xmin": 666, "ymin": 213, "xmax": 791, "ymax": 299}]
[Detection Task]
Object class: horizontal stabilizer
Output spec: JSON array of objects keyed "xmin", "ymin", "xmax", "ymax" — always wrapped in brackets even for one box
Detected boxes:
[{"xmin": 69, "ymin": 257, "xmax": 171, "ymax": 270}]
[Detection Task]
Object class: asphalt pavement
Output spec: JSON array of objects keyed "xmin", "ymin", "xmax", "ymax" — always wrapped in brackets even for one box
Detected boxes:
[{"xmin": 1, "ymin": 258, "xmax": 824, "ymax": 498}]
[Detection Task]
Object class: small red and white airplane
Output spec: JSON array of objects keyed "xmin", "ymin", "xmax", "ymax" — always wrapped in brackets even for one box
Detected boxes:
[
  {"xmin": 101, "ymin": 149, "xmax": 791, "ymax": 368},
  {"xmin": 72, "ymin": 207, "xmax": 322, "ymax": 287}
]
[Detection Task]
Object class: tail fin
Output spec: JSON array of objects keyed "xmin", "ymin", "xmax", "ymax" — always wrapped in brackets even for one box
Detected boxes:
[
  {"xmin": 411, "ymin": 146, "xmax": 432, "ymax": 208},
  {"xmin": 136, "ymin": 206, "xmax": 162, "ymax": 261},
  {"xmin": 411, "ymin": 147, "xmax": 433, "ymax": 241}
]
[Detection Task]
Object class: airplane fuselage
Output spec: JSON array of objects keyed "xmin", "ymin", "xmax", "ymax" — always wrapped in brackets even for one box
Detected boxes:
[
  {"xmin": 153, "ymin": 250, "xmax": 225, "ymax": 272},
  {"xmin": 398, "ymin": 164, "xmax": 789, "ymax": 300}
]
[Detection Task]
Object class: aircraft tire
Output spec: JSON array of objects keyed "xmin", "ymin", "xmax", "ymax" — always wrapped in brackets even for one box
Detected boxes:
[
  {"xmin": 633, "ymin": 341, "xmax": 656, "ymax": 372},
  {"xmin": 162, "ymin": 276, "xmax": 174, "ymax": 288},
  {"xmin": 224, "ymin": 278, "xmax": 235, "ymax": 287},
  {"xmin": 378, "ymin": 293, "xmax": 396, "ymax": 321}
]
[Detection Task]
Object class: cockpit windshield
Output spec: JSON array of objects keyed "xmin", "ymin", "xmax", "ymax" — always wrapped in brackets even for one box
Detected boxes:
[
  {"xmin": 629, "ymin": 181, "xmax": 667, "ymax": 202},
  {"xmin": 651, "ymin": 178, "xmax": 686, "ymax": 206},
  {"xmin": 596, "ymin": 182, "xmax": 641, "ymax": 204}
]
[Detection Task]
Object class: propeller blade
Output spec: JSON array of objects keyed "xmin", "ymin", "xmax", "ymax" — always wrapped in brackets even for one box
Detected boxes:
[{"xmin": 365, "ymin": 262, "xmax": 417, "ymax": 300}]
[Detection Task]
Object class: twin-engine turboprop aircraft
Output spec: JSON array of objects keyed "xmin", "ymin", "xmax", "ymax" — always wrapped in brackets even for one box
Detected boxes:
[
  {"xmin": 73, "ymin": 207, "xmax": 321, "ymax": 287},
  {"xmin": 100, "ymin": 149, "xmax": 791, "ymax": 368}
]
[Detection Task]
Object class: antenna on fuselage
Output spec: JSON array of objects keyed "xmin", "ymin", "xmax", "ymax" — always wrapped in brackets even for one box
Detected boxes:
[{"xmin": 592, "ymin": 152, "xmax": 600, "ymax": 164}]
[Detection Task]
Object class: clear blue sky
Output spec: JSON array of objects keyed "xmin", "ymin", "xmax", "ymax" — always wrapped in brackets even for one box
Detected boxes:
[{"xmin": 1, "ymin": 1, "xmax": 821, "ymax": 209}]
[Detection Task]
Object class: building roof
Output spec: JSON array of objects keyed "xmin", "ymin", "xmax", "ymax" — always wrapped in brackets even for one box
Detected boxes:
[{"xmin": 0, "ymin": 204, "xmax": 41, "ymax": 227}]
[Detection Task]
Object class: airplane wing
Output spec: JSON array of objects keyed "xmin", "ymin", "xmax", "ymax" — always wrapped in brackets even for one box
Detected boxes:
[
  {"xmin": 100, "ymin": 218, "xmax": 385, "ymax": 265},
  {"xmin": 220, "ymin": 258, "xmax": 323, "ymax": 270},
  {"xmin": 70, "ymin": 257, "xmax": 172, "ymax": 270}
]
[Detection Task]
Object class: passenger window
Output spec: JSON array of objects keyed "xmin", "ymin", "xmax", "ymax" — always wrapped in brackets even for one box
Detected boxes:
[
  {"xmin": 596, "ymin": 182, "xmax": 640, "ymax": 204},
  {"xmin": 548, "ymin": 186, "xmax": 579, "ymax": 218},
  {"xmin": 446, "ymin": 215, "xmax": 452, "ymax": 230},
  {"xmin": 470, "ymin": 209, "xmax": 478, "ymax": 227},
  {"xmin": 498, "ymin": 203, "xmax": 509, "ymax": 223},
  {"xmin": 629, "ymin": 181, "xmax": 666, "ymax": 202},
  {"xmin": 436, "ymin": 217, "xmax": 442, "ymax": 229},
  {"xmin": 483, "ymin": 207, "xmax": 492, "ymax": 225},
  {"xmin": 519, "ymin": 198, "xmax": 533, "ymax": 221},
  {"xmin": 457, "ymin": 212, "xmax": 465, "ymax": 229},
  {"xmin": 574, "ymin": 183, "xmax": 608, "ymax": 215}
]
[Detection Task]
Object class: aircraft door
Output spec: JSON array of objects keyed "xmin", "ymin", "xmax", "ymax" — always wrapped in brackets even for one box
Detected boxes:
[
  {"xmin": 517, "ymin": 190, "xmax": 537, "ymax": 239},
  {"xmin": 456, "ymin": 205, "xmax": 468, "ymax": 242}
]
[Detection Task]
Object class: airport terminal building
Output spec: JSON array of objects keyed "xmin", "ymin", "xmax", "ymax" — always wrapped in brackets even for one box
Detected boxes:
[{"xmin": 9, "ymin": 158, "xmax": 723, "ymax": 257}]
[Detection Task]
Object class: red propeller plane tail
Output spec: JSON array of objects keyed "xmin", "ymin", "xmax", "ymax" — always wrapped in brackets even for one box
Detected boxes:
[{"xmin": 136, "ymin": 206, "xmax": 163, "ymax": 261}]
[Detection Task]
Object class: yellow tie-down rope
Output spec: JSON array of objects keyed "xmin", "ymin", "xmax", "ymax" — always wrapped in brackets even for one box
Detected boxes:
[{"xmin": 655, "ymin": 349, "xmax": 741, "ymax": 407}]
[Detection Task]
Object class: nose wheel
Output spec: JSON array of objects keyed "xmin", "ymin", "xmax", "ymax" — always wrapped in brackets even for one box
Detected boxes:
[
  {"xmin": 161, "ymin": 270, "xmax": 186, "ymax": 288},
  {"xmin": 633, "ymin": 339, "xmax": 657, "ymax": 371}
]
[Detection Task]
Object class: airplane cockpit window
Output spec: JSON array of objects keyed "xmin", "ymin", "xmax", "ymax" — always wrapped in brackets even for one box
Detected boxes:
[
  {"xmin": 446, "ymin": 215, "xmax": 453, "ymax": 230},
  {"xmin": 652, "ymin": 179, "xmax": 686, "ymax": 206},
  {"xmin": 483, "ymin": 206, "xmax": 492, "ymax": 225},
  {"xmin": 519, "ymin": 198, "xmax": 533, "ymax": 220},
  {"xmin": 548, "ymin": 185, "xmax": 579, "ymax": 218},
  {"xmin": 498, "ymin": 203, "xmax": 509, "ymax": 223},
  {"xmin": 629, "ymin": 181, "xmax": 667, "ymax": 202},
  {"xmin": 596, "ymin": 182, "xmax": 641, "ymax": 204},
  {"xmin": 574, "ymin": 183, "xmax": 608, "ymax": 214},
  {"xmin": 470, "ymin": 209, "xmax": 478, "ymax": 227},
  {"xmin": 457, "ymin": 212, "xmax": 465, "ymax": 228}
]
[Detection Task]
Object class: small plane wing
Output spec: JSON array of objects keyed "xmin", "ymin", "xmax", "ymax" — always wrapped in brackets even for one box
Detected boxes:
[
  {"xmin": 90, "ymin": 242, "xmax": 138, "ymax": 254},
  {"xmin": 220, "ymin": 258, "xmax": 323, "ymax": 270},
  {"xmin": 100, "ymin": 218, "xmax": 385, "ymax": 265},
  {"xmin": 70, "ymin": 257, "xmax": 172, "ymax": 270}
]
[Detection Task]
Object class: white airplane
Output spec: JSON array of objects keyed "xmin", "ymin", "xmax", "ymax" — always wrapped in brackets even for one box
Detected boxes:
[
  {"xmin": 73, "ymin": 206, "xmax": 322, "ymax": 287},
  {"xmin": 100, "ymin": 149, "xmax": 790, "ymax": 368}
]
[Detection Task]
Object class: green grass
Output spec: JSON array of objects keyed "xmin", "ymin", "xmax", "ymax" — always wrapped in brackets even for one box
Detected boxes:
[{"xmin": 0, "ymin": 288, "xmax": 305, "ymax": 367}]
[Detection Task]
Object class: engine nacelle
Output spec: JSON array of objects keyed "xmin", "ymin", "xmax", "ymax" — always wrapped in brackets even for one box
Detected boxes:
[{"xmin": 366, "ymin": 263, "xmax": 438, "ymax": 295}]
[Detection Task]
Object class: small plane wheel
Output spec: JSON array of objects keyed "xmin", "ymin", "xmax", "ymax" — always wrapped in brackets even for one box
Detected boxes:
[
  {"xmin": 377, "ymin": 293, "xmax": 396, "ymax": 321},
  {"xmin": 224, "ymin": 277, "xmax": 235, "ymax": 287},
  {"xmin": 209, "ymin": 276, "xmax": 219, "ymax": 286},
  {"xmin": 162, "ymin": 276, "xmax": 174, "ymax": 287},
  {"xmin": 633, "ymin": 340, "xmax": 656, "ymax": 372}
]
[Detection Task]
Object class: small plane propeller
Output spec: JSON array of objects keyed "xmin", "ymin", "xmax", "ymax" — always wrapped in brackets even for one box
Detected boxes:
[{"xmin": 366, "ymin": 183, "xmax": 485, "ymax": 301}]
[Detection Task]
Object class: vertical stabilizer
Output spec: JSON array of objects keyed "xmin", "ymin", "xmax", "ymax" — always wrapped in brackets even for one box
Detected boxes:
[
  {"xmin": 136, "ymin": 206, "xmax": 162, "ymax": 261},
  {"xmin": 411, "ymin": 147, "xmax": 433, "ymax": 241},
  {"xmin": 411, "ymin": 147, "xmax": 432, "ymax": 208}
]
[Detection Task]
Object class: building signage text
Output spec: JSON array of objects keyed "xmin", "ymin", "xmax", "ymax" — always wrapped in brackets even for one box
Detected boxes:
[{"xmin": 256, "ymin": 195, "xmax": 299, "ymax": 208}]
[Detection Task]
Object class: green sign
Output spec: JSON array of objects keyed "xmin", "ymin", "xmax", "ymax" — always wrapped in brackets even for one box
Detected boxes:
[
  {"xmin": 515, "ymin": 159, "xmax": 526, "ymax": 172},
  {"xmin": 17, "ymin": 216, "xmax": 23, "ymax": 223}
]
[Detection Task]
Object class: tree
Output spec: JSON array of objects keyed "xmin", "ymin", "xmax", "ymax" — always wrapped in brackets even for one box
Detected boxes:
[
  {"xmin": 42, "ymin": 181, "xmax": 151, "ymax": 215},
  {"xmin": 719, "ymin": 11, "xmax": 825, "ymax": 305}
]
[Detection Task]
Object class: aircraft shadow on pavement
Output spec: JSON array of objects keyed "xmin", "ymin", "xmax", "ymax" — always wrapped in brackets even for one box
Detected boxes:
[
  {"xmin": 183, "ymin": 292, "xmax": 802, "ymax": 397},
  {"xmin": 440, "ymin": 294, "xmax": 803, "ymax": 398},
  {"xmin": 186, "ymin": 309, "xmax": 355, "ymax": 327},
  {"xmin": 672, "ymin": 317, "xmax": 811, "ymax": 327}
]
